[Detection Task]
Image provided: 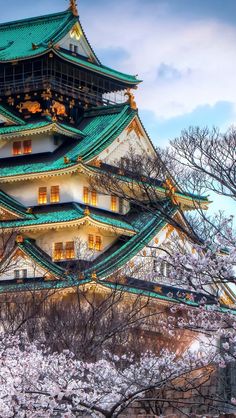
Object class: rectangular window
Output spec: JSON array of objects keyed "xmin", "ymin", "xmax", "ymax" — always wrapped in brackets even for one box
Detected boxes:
[
  {"xmin": 22, "ymin": 269, "xmax": 27, "ymax": 279},
  {"xmin": 69, "ymin": 43, "xmax": 73, "ymax": 51},
  {"xmin": 14, "ymin": 270, "xmax": 20, "ymax": 279},
  {"xmin": 111, "ymin": 195, "xmax": 117, "ymax": 212},
  {"xmin": 38, "ymin": 187, "xmax": 47, "ymax": 205},
  {"xmin": 83, "ymin": 187, "xmax": 89, "ymax": 204},
  {"xmin": 88, "ymin": 234, "xmax": 94, "ymax": 250},
  {"xmin": 23, "ymin": 140, "xmax": 32, "ymax": 154},
  {"xmin": 65, "ymin": 241, "xmax": 75, "ymax": 259},
  {"xmin": 119, "ymin": 198, "xmax": 124, "ymax": 214},
  {"xmin": 12, "ymin": 141, "xmax": 22, "ymax": 156},
  {"xmin": 54, "ymin": 242, "xmax": 64, "ymax": 260},
  {"xmin": 91, "ymin": 190, "xmax": 97, "ymax": 206},
  {"xmin": 95, "ymin": 236, "xmax": 102, "ymax": 251},
  {"xmin": 50, "ymin": 186, "xmax": 60, "ymax": 203},
  {"xmin": 74, "ymin": 45, "xmax": 78, "ymax": 54}
]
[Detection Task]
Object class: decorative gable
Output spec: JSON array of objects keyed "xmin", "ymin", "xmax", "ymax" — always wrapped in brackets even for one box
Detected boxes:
[{"xmin": 59, "ymin": 22, "xmax": 99, "ymax": 64}]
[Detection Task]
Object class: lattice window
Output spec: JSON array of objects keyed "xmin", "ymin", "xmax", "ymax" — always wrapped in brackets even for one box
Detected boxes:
[
  {"xmin": 91, "ymin": 190, "xmax": 97, "ymax": 206},
  {"xmin": 50, "ymin": 186, "xmax": 60, "ymax": 203},
  {"xmin": 88, "ymin": 234, "xmax": 94, "ymax": 250},
  {"xmin": 54, "ymin": 242, "xmax": 64, "ymax": 260},
  {"xmin": 23, "ymin": 140, "xmax": 32, "ymax": 154},
  {"xmin": 111, "ymin": 195, "xmax": 117, "ymax": 212},
  {"xmin": 83, "ymin": 187, "xmax": 89, "ymax": 204},
  {"xmin": 38, "ymin": 187, "xmax": 47, "ymax": 204},
  {"xmin": 14, "ymin": 270, "xmax": 20, "ymax": 279},
  {"xmin": 65, "ymin": 241, "xmax": 75, "ymax": 259},
  {"xmin": 95, "ymin": 236, "xmax": 102, "ymax": 251},
  {"xmin": 12, "ymin": 141, "xmax": 22, "ymax": 156}
]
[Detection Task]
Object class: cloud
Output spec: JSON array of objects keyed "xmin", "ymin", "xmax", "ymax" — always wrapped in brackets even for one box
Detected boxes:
[{"xmin": 80, "ymin": 0, "xmax": 236, "ymax": 120}]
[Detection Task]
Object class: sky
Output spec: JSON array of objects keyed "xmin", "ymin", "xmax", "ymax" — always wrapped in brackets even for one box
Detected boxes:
[{"xmin": 0, "ymin": 0, "xmax": 235, "ymax": 213}]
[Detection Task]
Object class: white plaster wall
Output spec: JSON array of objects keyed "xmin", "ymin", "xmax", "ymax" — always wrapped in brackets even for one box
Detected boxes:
[
  {"xmin": 29, "ymin": 225, "xmax": 118, "ymax": 261},
  {"xmin": 98, "ymin": 124, "xmax": 156, "ymax": 166},
  {"xmin": 0, "ymin": 134, "xmax": 59, "ymax": 159},
  {"xmin": 59, "ymin": 29, "xmax": 90, "ymax": 58},
  {"xmin": 1, "ymin": 173, "xmax": 128, "ymax": 214},
  {"xmin": 0, "ymin": 254, "xmax": 46, "ymax": 281}
]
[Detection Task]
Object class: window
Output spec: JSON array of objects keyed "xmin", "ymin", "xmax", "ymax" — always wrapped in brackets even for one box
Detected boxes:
[
  {"xmin": 153, "ymin": 260, "xmax": 170, "ymax": 277},
  {"xmin": 50, "ymin": 186, "xmax": 60, "ymax": 203},
  {"xmin": 65, "ymin": 241, "xmax": 75, "ymax": 259},
  {"xmin": 88, "ymin": 234, "xmax": 94, "ymax": 250},
  {"xmin": 69, "ymin": 43, "xmax": 73, "ymax": 51},
  {"xmin": 13, "ymin": 141, "xmax": 22, "ymax": 156},
  {"xmin": 111, "ymin": 195, "xmax": 117, "ymax": 212},
  {"xmin": 23, "ymin": 140, "xmax": 32, "ymax": 154},
  {"xmin": 22, "ymin": 269, "xmax": 27, "ymax": 279},
  {"xmin": 83, "ymin": 187, "xmax": 89, "ymax": 204},
  {"xmin": 14, "ymin": 269, "xmax": 27, "ymax": 279},
  {"xmin": 91, "ymin": 190, "xmax": 97, "ymax": 206},
  {"xmin": 74, "ymin": 45, "xmax": 78, "ymax": 54},
  {"xmin": 88, "ymin": 235, "xmax": 102, "ymax": 251},
  {"xmin": 38, "ymin": 187, "xmax": 47, "ymax": 204},
  {"xmin": 95, "ymin": 236, "xmax": 102, "ymax": 251},
  {"xmin": 119, "ymin": 198, "xmax": 124, "ymax": 214},
  {"xmin": 54, "ymin": 242, "xmax": 64, "ymax": 260},
  {"xmin": 14, "ymin": 270, "xmax": 20, "ymax": 279}
]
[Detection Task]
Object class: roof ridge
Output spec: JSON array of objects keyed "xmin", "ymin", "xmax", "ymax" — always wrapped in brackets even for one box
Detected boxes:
[{"xmin": 0, "ymin": 10, "xmax": 72, "ymax": 29}]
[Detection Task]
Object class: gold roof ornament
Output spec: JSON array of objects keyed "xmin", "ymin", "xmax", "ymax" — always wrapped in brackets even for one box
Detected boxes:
[
  {"xmin": 163, "ymin": 177, "xmax": 178, "ymax": 205},
  {"xmin": 125, "ymin": 88, "xmax": 138, "ymax": 110},
  {"xmin": 16, "ymin": 235, "xmax": 24, "ymax": 243},
  {"xmin": 84, "ymin": 206, "xmax": 90, "ymax": 216},
  {"xmin": 69, "ymin": 0, "xmax": 79, "ymax": 16},
  {"xmin": 91, "ymin": 271, "xmax": 97, "ymax": 281}
]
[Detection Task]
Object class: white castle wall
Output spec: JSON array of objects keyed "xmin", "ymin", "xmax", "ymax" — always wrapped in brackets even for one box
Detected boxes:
[
  {"xmin": 1, "ymin": 173, "xmax": 128, "ymax": 214},
  {"xmin": 0, "ymin": 134, "xmax": 59, "ymax": 158},
  {"xmin": 0, "ymin": 254, "xmax": 46, "ymax": 281},
  {"xmin": 28, "ymin": 225, "xmax": 118, "ymax": 261}
]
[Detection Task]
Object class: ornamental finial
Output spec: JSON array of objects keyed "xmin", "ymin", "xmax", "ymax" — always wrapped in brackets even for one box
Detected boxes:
[
  {"xmin": 125, "ymin": 88, "xmax": 137, "ymax": 110},
  {"xmin": 69, "ymin": 0, "xmax": 79, "ymax": 16}
]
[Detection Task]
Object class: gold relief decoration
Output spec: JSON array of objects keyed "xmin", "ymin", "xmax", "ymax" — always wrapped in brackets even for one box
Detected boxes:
[
  {"xmin": 7, "ymin": 96, "xmax": 14, "ymax": 106},
  {"xmin": 17, "ymin": 101, "xmax": 42, "ymax": 114},
  {"xmin": 84, "ymin": 207, "xmax": 90, "ymax": 216},
  {"xmin": 165, "ymin": 224, "xmax": 174, "ymax": 239},
  {"xmin": 154, "ymin": 238, "xmax": 159, "ymax": 244},
  {"xmin": 70, "ymin": 24, "xmax": 81, "ymax": 39},
  {"xmin": 91, "ymin": 158, "xmax": 102, "ymax": 168},
  {"xmin": 52, "ymin": 101, "xmax": 67, "ymax": 116},
  {"xmin": 26, "ymin": 207, "xmax": 33, "ymax": 214},
  {"xmin": 41, "ymin": 89, "xmax": 52, "ymax": 101},
  {"xmin": 91, "ymin": 271, "xmax": 97, "ymax": 281},
  {"xmin": 24, "ymin": 94, "xmax": 31, "ymax": 100},
  {"xmin": 125, "ymin": 88, "xmax": 138, "ymax": 110},
  {"xmin": 126, "ymin": 119, "xmax": 142, "ymax": 139},
  {"xmin": 163, "ymin": 177, "xmax": 178, "ymax": 205},
  {"xmin": 154, "ymin": 286, "xmax": 162, "ymax": 293},
  {"xmin": 64, "ymin": 156, "xmax": 70, "ymax": 164},
  {"xmin": 16, "ymin": 235, "xmax": 24, "ymax": 243}
]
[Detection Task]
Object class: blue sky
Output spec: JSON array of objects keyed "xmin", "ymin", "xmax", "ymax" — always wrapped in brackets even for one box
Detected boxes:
[{"xmin": 1, "ymin": 0, "xmax": 236, "ymax": 213}]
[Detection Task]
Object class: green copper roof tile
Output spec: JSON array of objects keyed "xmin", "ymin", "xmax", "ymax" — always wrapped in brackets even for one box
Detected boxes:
[
  {"xmin": 0, "ymin": 105, "xmax": 26, "ymax": 125},
  {"xmin": 0, "ymin": 119, "xmax": 84, "ymax": 138},
  {"xmin": 56, "ymin": 50, "xmax": 140, "ymax": 85},
  {"xmin": 0, "ymin": 10, "xmax": 77, "ymax": 62},
  {"xmin": 0, "ymin": 202, "xmax": 136, "ymax": 233},
  {"xmin": 0, "ymin": 104, "xmax": 135, "ymax": 179},
  {"xmin": 0, "ymin": 190, "xmax": 32, "ymax": 218}
]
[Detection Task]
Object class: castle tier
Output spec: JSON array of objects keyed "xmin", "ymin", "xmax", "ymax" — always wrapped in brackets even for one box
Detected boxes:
[{"xmin": 0, "ymin": 1, "xmax": 216, "ymax": 306}]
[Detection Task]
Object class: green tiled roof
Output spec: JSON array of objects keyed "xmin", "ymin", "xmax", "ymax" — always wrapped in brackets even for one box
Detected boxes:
[
  {"xmin": 18, "ymin": 238, "xmax": 68, "ymax": 279},
  {"xmin": 0, "ymin": 104, "xmax": 136, "ymax": 179},
  {"xmin": 0, "ymin": 202, "xmax": 136, "ymax": 233},
  {"xmin": 0, "ymin": 10, "xmax": 77, "ymax": 62},
  {"xmin": 0, "ymin": 190, "xmax": 32, "ymax": 218},
  {"xmin": 87, "ymin": 202, "xmax": 177, "ymax": 279},
  {"xmin": 56, "ymin": 50, "xmax": 140, "ymax": 85},
  {"xmin": 0, "ymin": 120, "xmax": 84, "ymax": 139},
  {"xmin": 0, "ymin": 105, "xmax": 25, "ymax": 125}
]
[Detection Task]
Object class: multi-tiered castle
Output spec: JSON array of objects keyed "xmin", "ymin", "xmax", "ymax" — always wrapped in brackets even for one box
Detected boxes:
[{"xmin": 0, "ymin": 0, "xmax": 214, "ymax": 305}]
